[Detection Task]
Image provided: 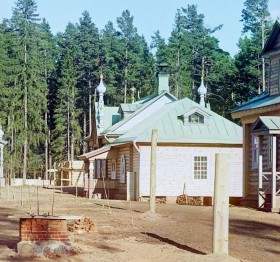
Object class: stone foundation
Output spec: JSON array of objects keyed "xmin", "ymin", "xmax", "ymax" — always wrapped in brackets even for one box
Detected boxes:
[{"xmin": 18, "ymin": 217, "xmax": 71, "ymax": 256}]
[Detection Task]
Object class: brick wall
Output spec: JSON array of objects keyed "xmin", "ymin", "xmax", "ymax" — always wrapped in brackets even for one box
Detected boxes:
[
  {"xmin": 139, "ymin": 145, "xmax": 243, "ymax": 198},
  {"xmin": 19, "ymin": 218, "xmax": 70, "ymax": 242}
]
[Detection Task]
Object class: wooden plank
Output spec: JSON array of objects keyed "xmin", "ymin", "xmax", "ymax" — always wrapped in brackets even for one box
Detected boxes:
[
  {"xmin": 258, "ymin": 155, "xmax": 264, "ymax": 208},
  {"xmin": 272, "ymin": 136, "xmax": 277, "ymax": 209},
  {"xmin": 150, "ymin": 129, "xmax": 157, "ymax": 213}
]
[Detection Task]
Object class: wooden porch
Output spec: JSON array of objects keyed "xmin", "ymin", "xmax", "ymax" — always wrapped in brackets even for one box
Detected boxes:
[{"xmin": 258, "ymin": 149, "xmax": 280, "ymax": 212}]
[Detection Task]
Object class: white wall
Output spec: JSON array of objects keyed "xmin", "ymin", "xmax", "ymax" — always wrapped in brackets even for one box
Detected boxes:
[
  {"xmin": 139, "ymin": 145, "xmax": 243, "ymax": 197},
  {"xmin": 11, "ymin": 178, "xmax": 51, "ymax": 186}
]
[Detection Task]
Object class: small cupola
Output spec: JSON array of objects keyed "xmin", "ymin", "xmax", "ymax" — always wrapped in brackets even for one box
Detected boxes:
[
  {"xmin": 97, "ymin": 74, "xmax": 106, "ymax": 132},
  {"xmin": 198, "ymin": 80, "xmax": 207, "ymax": 107}
]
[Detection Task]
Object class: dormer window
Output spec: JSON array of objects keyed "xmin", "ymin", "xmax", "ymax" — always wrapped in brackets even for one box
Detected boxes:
[
  {"xmin": 188, "ymin": 113, "xmax": 204, "ymax": 124},
  {"xmin": 180, "ymin": 107, "xmax": 210, "ymax": 126}
]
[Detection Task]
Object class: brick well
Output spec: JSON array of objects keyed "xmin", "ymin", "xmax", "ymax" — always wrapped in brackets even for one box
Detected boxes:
[{"xmin": 19, "ymin": 217, "xmax": 70, "ymax": 242}]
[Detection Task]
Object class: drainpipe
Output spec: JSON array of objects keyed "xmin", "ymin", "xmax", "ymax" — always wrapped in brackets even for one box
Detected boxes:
[
  {"xmin": 133, "ymin": 140, "xmax": 140, "ymax": 153},
  {"xmin": 104, "ymin": 134, "xmax": 110, "ymax": 143}
]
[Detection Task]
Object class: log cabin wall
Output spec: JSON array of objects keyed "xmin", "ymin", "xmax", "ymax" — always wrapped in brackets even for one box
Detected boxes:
[
  {"xmin": 246, "ymin": 116, "xmax": 280, "ymax": 198},
  {"xmin": 269, "ymin": 56, "xmax": 280, "ymax": 96}
]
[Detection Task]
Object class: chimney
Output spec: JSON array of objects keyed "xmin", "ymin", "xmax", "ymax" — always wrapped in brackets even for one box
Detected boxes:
[{"xmin": 157, "ymin": 63, "xmax": 169, "ymax": 94}]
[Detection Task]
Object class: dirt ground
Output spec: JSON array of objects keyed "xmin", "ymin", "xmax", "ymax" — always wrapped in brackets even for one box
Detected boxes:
[{"xmin": 0, "ymin": 186, "xmax": 279, "ymax": 262}]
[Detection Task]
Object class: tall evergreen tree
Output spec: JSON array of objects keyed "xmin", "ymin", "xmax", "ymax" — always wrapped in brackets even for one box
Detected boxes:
[
  {"xmin": 8, "ymin": 0, "xmax": 47, "ymax": 182},
  {"xmin": 238, "ymin": 0, "xmax": 272, "ymax": 93},
  {"xmin": 100, "ymin": 21, "xmax": 124, "ymax": 105},
  {"xmin": 75, "ymin": 11, "xmax": 100, "ymax": 139},
  {"xmin": 39, "ymin": 18, "xmax": 57, "ymax": 175},
  {"xmin": 116, "ymin": 10, "xmax": 155, "ymax": 102},
  {"xmin": 52, "ymin": 24, "xmax": 82, "ymax": 162}
]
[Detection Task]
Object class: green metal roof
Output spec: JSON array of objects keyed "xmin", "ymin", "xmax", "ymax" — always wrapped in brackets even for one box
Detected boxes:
[
  {"xmin": 101, "ymin": 91, "xmax": 177, "ymax": 135},
  {"xmin": 94, "ymin": 103, "xmax": 121, "ymax": 135},
  {"xmin": 258, "ymin": 116, "xmax": 280, "ymax": 130},
  {"xmin": 118, "ymin": 103, "xmax": 143, "ymax": 114},
  {"xmin": 112, "ymin": 97, "xmax": 242, "ymax": 145},
  {"xmin": 232, "ymin": 91, "xmax": 280, "ymax": 113}
]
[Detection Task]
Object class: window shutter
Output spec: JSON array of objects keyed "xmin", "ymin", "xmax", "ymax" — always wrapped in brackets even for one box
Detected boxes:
[
  {"xmin": 94, "ymin": 159, "xmax": 97, "ymax": 179},
  {"xmin": 120, "ymin": 154, "xmax": 126, "ymax": 183},
  {"xmin": 102, "ymin": 159, "xmax": 107, "ymax": 178}
]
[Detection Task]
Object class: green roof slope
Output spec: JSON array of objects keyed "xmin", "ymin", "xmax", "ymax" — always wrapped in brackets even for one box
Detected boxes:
[
  {"xmin": 101, "ymin": 91, "xmax": 177, "ymax": 135},
  {"xmin": 232, "ymin": 91, "xmax": 280, "ymax": 113},
  {"xmin": 112, "ymin": 97, "xmax": 242, "ymax": 145},
  {"xmin": 258, "ymin": 116, "xmax": 280, "ymax": 130}
]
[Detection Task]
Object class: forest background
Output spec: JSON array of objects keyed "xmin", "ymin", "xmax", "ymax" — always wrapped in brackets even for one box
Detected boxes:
[{"xmin": 0, "ymin": 0, "xmax": 278, "ymax": 180}]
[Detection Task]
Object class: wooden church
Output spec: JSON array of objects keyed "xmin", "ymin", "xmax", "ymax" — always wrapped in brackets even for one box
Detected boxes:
[{"xmin": 79, "ymin": 67, "xmax": 243, "ymax": 204}]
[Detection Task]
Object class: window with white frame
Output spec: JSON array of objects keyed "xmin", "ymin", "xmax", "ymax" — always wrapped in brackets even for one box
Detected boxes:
[
  {"xmin": 194, "ymin": 156, "xmax": 208, "ymax": 179},
  {"xmin": 252, "ymin": 136, "xmax": 259, "ymax": 169}
]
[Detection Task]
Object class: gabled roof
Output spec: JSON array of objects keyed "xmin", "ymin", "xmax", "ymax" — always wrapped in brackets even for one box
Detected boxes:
[
  {"xmin": 251, "ymin": 116, "xmax": 280, "ymax": 135},
  {"xmin": 111, "ymin": 97, "xmax": 242, "ymax": 145},
  {"xmin": 118, "ymin": 103, "xmax": 143, "ymax": 114},
  {"xmin": 262, "ymin": 20, "xmax": 280, "ymax": 56},
  {"xmin": 94, "ymin": 103, "xmax": 121, "ymax": 135},
  {"xmin": 101, "ymin": 91, "xmax": 177, "ymax": 136}
]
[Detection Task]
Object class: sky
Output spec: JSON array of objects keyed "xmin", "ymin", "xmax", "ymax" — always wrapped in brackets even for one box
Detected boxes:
[{"xmin": 0, "ymin": 0, "xmax": 280, "ymax": 56}]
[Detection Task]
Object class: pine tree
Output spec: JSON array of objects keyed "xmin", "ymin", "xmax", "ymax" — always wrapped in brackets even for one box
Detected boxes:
[
  {"xmin": 38, "ymin": 18, "xmax": 57, "ymax": 176},
  {"xmin": 75, "ymin": 11, "xmax": 100, "ymax": 139},
  {"xmin": 52, "ymin": 24, "xmax": 82, "ymax": 162},
  {"xmin": 100, "ymin": 21, "xmax": 124, "ymax": 105},
  {"xmin": 240, "ymin": 0, "xmax": 272, "ymax": 92},
  {"xmin": 8, "ymin": 0, "xmax": 47, "ymax": 183},
  {"xmin": 116, "ymin": 10, "xmax": 155, "ymax": 102}
]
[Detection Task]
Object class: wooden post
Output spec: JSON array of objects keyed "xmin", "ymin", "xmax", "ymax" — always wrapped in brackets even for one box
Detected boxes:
[
  {"xmin": 149, "ymin": 129, "xmax": 157, "ymax": 213},
  {"xmin": 258, "ymin": 155, "xmax": 264, "ymax": 208},
  {"xmin": 271, "ymin": 136, "xmax": 277, "ymax": 210},
  {"xmin": 20, "ymin": 186, "xmax": 23, "ymax": 207},
  {"xmin": 213, "ymin": 153, "xmax": 230, "ymax": 254},
  {"xmin": 36, "ymin": 185, "xmax": 40, "ymax": 215}
]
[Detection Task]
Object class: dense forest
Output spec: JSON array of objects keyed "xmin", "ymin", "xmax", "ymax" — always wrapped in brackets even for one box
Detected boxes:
[{"xmin": 0, "ymin": 0, "xmax": 276, "ymax": 179}]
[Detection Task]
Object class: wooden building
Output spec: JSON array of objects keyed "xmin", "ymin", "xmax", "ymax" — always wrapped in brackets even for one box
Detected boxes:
[
  {"xmin": 79, "ymin": 70, "xmax": 243, "ymax": 203},
  {"xmin": 232, "ymin": 21, "xmax": 280, "ymax": 212}
]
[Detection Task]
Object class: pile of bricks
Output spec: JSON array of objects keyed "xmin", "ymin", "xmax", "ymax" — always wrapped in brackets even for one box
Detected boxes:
[
  {"xmin": 20, "ymin": 218, "xmax": 70, "ymax": 242},
  {"xmin": 69, "ymin": 217, "xmax": 95, "ymax": 233},
  {"xmin": 176, "ymin": 194, "xmax": 203, "ymax": 205}
]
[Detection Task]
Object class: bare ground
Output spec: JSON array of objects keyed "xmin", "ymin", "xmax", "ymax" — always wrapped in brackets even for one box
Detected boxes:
[{"xmin": 0, "ymin": 186, "xmax": 279, "ymax": 262}]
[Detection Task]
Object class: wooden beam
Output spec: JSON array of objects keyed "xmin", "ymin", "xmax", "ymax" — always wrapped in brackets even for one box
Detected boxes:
[
  {"xmin": 213, "ymin": 153, "xmax": 230, "ymax": 255},
  {"xmin": 258, "ymin": 155, "xmax": 264, "ymax": 208},
  {"xmin": 272, "ymin": 136, "xmax": 277, "ymax": 209},
  {"xmin": 150, "ymin": 129, "xmax": 157, "ymax": 213}
]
